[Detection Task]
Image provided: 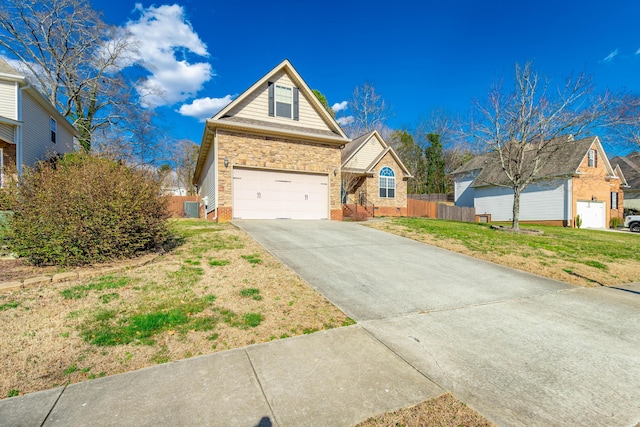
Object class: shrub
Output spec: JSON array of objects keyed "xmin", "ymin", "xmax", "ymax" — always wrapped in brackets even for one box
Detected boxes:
[{"xmin": 7, "ymin": 152, "xmax": 170, "ymax": 266}]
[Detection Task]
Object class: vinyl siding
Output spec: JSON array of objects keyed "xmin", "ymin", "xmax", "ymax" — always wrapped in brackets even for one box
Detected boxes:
[
  {"xmin": 454, "ymin": 172, "xmax": 478, "ymax": 207},
  {"xmin": 21, "ymin": 92, "xmax": 74, "ymax": 167},
  {"xmin": 0, "ymin": 81, "xmax": 17, "ymax": 120},
  {"xmin": 200, "ymin": 138, "xmax": 217, "ymax": 213},
  {"xmin": 474, "ymin": 179, "xmax": 569, "ymax": 221},
  {"xmin": 345, "ymin": 136, "xmax": 384, "ymax": 169},
  {"xmin": 0, "ymin": 123, "xmax": 15, "ymax": 143},
  {"xmin": 229, "ymin": 71, "xmax": 333, "ymax": 132}
]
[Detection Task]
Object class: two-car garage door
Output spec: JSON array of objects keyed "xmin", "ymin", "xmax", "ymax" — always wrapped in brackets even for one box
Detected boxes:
[{"xmin": 232, "ymin": 168, "xmax": 329, "ymax": 220}]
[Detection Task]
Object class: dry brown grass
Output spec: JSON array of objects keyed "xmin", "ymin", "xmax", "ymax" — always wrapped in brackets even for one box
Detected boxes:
[
  {"xmin": 0, "ymin": 220, "xmax": 352, "ymax": 398},
  {"xmin": 367, "ymin": 221, "xmax": 640, "ymax": 287},
  {"xmin": 354, "ymin": 393, "xmax": 495, "ymax": 427}
]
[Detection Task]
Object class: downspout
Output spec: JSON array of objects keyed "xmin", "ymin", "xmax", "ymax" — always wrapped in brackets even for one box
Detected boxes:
[{"xmin": 211, "ymin": 130, "xmax": 218, "ymax": 221}]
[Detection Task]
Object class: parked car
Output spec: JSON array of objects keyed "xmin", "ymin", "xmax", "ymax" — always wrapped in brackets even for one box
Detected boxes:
[{"xmin": 624, "ymin": 215, "xmax": 640, "ymax": 232}]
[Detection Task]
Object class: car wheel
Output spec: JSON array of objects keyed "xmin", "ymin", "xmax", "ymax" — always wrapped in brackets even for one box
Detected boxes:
[{"xmin": 630, "ymin": 222, "xmax": 640, "ymax": 233}]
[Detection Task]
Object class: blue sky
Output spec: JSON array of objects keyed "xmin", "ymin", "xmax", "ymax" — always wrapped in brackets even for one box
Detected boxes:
[{"xmin": 91, "ymin": 0, "xmax": 640, "ymax": 153}]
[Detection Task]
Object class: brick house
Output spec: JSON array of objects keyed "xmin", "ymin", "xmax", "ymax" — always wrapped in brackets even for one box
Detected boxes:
[
  {"xmin": 341, "ymin": 130, "xmax": 412, "ymax": 217},
  {"xmin": 453, "ymin": 135, "xmax": 624, "ymax": 228},
  {"xmin": 193, "ymin": 60, "xmax": 410, "ymax": 221},
  {"xmin": 0, "ymin": 58, "xmax": 76, "ymax": 187}
]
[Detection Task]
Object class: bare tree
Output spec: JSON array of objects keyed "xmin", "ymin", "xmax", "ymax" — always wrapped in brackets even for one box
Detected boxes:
[
  {"xmin": 468, "ymin": 62, "xmax": 611, "ymax": 230},
  {"xmin": 0, "ymin": 0, "xmax": 136, "ymax": 150},
  {"xmin": 342, "ymin": 82, "xmax": 391, "ymax": 138},
  {"xmin": 172, "ymin": 139, "xmax": 200, "ymax": 196},
  {"xmin": 609, "ymin": 93, "xmax": 640, "ymax": 148}
]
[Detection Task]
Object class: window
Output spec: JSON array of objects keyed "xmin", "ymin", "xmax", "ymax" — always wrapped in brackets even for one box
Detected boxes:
[
  {"xmin": 50, "ymin": 117, "xmax": 57, "ymax": 144},
  {"xmin": 611, "ymin": 192, "xmax": 618, "ymax": 209},
  {"xmin": 268, "ymin": 82, "xmax": 299, "ymax": 120},
  {"xmin": 379, "ymin": 167, "xmax": 395, "ymax": 198},
  {"xmin": 587, "ymin": 148, "xmax": 597, "ymax": 167}
]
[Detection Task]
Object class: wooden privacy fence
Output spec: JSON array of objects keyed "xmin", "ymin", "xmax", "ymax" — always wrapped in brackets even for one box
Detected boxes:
[
  {"xmin": 167, "ymin": 196, "xmax": 200, "ymax": 218},
  {"xmin": 407, "ymin": 198, "xmax": 476, "ymax": 223},
  {"xmin": 407, "ymin": 193, "xmax": 453, "ymax": 203}
]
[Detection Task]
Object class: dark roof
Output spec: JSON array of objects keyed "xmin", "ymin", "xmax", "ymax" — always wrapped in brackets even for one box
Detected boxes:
[
  {"xmin": 341, "ymin": 131, "xmax": 374, "ymax": 164},
  {"xmin": 611, "ymin": 152, "xmax": 640, "ymax": 190},
  {"xmin": 455, "ymin": 136, "xmax": 600, "ymax": 187}
]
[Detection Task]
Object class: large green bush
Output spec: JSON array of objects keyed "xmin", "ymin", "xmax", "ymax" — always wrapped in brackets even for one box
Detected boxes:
[{"xmin": 6, "ymin": 153, "xmax": 170, "ymax": 266}]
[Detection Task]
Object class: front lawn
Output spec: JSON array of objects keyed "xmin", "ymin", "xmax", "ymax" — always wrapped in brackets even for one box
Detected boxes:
[
  {"xmin": 0, "ymin": 220, "xmax": 354, "ymax": 398},
  {"xmin": 369, "ymin": 218, "xmax": 640, "ymax": 286}
]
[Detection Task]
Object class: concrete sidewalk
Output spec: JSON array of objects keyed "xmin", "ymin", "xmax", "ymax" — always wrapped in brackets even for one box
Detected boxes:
[{"xmin": 0, "ymin": 326, "xmax": 443, "ymax": 427}]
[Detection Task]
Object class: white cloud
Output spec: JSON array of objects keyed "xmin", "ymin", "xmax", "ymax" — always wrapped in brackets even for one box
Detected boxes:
[
  {"xmin": 636, "ymin": 48, "xmax": 640, "ymax": 55},
  {"xmin": 336, "ymin": 116, "xmax": 354, "ymax": 126},
  {"xmin": 332, "ymin": 101, "xmax": 348, "ymax": 113},
  {"xmin": 603, "ymin": 48, "xmax": 619, "ymax": 63},
  {"xmin": 123, "ymin": 4, "xmax": 213, "ymax": 107},
  {"xmin": 178, "ymin": 95, "xmax": 234, "ymax": 121}
]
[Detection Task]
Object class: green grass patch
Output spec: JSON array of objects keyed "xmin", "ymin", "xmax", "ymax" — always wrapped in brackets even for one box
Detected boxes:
[
  {"xmin": 7, "ymin": 390, "xmax": 19, "ymax": 398},
  {"xmin": 80, "ymin": 294, "xmax": 220, "ymax": 346},
  {"xmin": 167, "ymin": 266, "xmax": 204, "ymax": 288},
  {"xmin": 60, "ymin": 275, "xmax": 131, "ymax": 300},
  {"xmin": 63, "ymin": 364, "xmax": 79, "ymax": 376},
  {"xmin": 342, "ymin": 317, "xmax": 356, "ymax": 326},
  {"xmin": 243, "ymin": 312, "xmax": 263, "ymax": 327},
  {"xmin": 582, "ymin": 260, "xmax": 607, "ymax": 270},
  {"xmin": 240, "ymin": 288, "xmax": 263, "ymax": 300},
  {"xmin": 99, "ymin": 293, "xmax": 120, "ymax": 304},
  {"xmin": 0, "ymin": 301, "xmax": 19, "ymax": 311},
  {"xmin": 392, "ymin": 218, "xmax": 640, "ymax": 264},
  {"xmin": 208, "ymin": 259, "xmax": 230, "ymax": 267},
  {"xmin": 241, "ymin": 254, "xmax": 262, "ymax": 264}
]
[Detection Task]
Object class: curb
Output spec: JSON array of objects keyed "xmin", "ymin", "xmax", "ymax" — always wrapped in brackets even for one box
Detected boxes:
[{"xmin": 0, "ymin": 254, "xmax": 160, "ymax": 293}]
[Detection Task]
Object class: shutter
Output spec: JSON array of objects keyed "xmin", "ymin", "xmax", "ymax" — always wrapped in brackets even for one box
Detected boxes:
[
  {"xmin": 268, "ymin": 82, "xmax": 274, "ymax": 117},
  {"xmin": 293, "ymin": 87, "xmax": 299, "ymax": 121}
]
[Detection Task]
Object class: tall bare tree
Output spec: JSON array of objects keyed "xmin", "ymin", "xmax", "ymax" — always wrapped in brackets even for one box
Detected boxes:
[
  {"xmin": 342, "ymin": 82, "xmax": 391, "ymax": 138},
  {"xmin": 468, "ymin": 62, "xmax": 611, "ymax": 230},
  {"xmin": 609, "ymin": 93, "xmax": 640, "ymax": 148},
  {"xmin": 0, "ymin": 0, "xmax": 136, "ymax": 150},
  {"xmin": 172, "ymin": 139, "xmax": 200, "ymax": 196}
]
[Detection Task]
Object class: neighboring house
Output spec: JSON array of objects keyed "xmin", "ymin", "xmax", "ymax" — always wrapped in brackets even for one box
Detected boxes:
[
  {"xmin": 341, "ymin": 130, "xmax": 412, "ymax": 217},
  {"xmin": 0, "ymin": 58, "xmax": 77, "ymax": 187},
  {"xmin": 453, "ymin": 135, "xmax": 623, "ymax": 228},
  {"xmin": 610, "ymin": 152, "xmax": 640, "ymax": 211},
  {"xmin": 194, "ymin": 60, "xmax": 367, "ymax": 221},
  {"xmin": 161, "ymin": 170, "xmax": 188, "ymax": 196}
]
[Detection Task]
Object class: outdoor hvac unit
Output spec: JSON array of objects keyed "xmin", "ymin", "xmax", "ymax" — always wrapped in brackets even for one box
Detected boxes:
[{"xmin": 183, "ymin": 202, "xmax": 200, "ymax": 218}]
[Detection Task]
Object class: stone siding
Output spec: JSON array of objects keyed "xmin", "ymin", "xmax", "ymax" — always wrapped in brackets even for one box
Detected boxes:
[
  {"xmin": 215, "ymin": 130, "xmax": 341, "ymax": 221},
  {"xmin": 363, "ymin": 151, "xmax": 408, "ymax": 216}
]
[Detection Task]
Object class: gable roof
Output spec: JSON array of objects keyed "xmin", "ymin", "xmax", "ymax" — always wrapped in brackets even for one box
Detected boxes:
[
  {"xmin": 194, "ymin": 60, "xmax": 350, "ymax": 184},
  {"xmin": 611, "ymin": 152, "xmax": 640, "ymax": 190},
  {"xmin": 341, "ymin": 130, "xmax": 412, "ymax": 177},
  {"xmin": 0, "ymin": 57, "xmax": 78, "ymax": 136},
  {"xmin": 454, "ymin": 136, "xmax": 617, "ymax": 187}
]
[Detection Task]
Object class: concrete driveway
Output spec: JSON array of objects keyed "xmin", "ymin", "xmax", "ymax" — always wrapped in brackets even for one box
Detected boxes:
[{"xmin": 235, "ymin": 220, "xmax": 640, "ymax": 426}]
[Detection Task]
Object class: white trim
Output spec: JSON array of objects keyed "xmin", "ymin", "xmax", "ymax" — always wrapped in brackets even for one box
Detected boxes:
[
  {"xmin": 50, "ymin": 116, "xmax": 57, "ymax": 144},
  {"xmin": 275, "ymin": 84, "xmax": 293, "ymax": 119},
  {"xmin": 379, "ymin": 166, "xmax": 396, "ymax": 198}
]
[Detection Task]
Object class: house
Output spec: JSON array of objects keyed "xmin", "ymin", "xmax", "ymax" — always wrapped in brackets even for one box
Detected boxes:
[
  {"xmin": 453, "ymin": 136, "xmax": 624, "ymax": 228},
  {"xmin": 193, "ymin": 60, "xmax": 409, "ymax": 221},
  {"xmin": 610, "ymin": 152, "xmax": 640, "ymax": 212},
  {"xmin": 341, "ymin": 130, "xmax": 412, "ymax": 217},
  {"xmin": 0, "ymin": 58, "xmax": 77, "ymax": 187}
]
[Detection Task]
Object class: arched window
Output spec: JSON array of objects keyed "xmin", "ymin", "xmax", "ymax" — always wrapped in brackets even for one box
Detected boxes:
[{"xmin": 379, "ymin": 167, "xmax": 395, "ymax": 198}]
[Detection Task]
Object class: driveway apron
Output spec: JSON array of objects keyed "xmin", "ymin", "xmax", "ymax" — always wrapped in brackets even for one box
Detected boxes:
[{"xmin": 235, "ymin": 220, "xmax": 640, "ymax": 426}]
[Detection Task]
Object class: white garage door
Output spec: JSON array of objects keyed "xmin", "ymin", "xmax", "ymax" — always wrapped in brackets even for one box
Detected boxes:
[
  {"xmin": 233, "ymin": 168, "xmax": 329, "ymax": 220},
  {"xmin": 576, "ymin": 201, "xmax": 606, "ymax": 229}
]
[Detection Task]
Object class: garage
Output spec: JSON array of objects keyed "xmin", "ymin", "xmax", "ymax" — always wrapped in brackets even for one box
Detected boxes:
[
  {"xmin": 232, "ymin": 168, "xmax": 329, "ymax": 219},
  {"xmin": 576, "ymin": 201, "xmax": 606, "ymax": 228}
]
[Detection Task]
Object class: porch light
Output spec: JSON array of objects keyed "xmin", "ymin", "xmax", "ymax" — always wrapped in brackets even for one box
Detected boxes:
[
  {"xmin": 224, "ymin": 157, "xmax": 229, "ymax": 168},
  {"xmin": 333, "ymin": 168, "xmax": 338, "ymax": 176}
]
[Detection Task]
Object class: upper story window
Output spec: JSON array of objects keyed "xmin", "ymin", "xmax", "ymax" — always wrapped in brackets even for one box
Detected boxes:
[
  {"xmin": 379, "ymin": 166, "xmax": 395, "ymax": 198},
  {"xmin": 275, "ymin": 85, "xmax": 292, "ymax": 118},
  {"xmin": 50, "ymin": 117, "xmax": 57, "ymax": 144},
  {"xmin": 587, "ymin": 148, "xmax": 597, "ymax": 167},
  {"xmin": 268, "ymin": 82, "xmax": 299, "ymax": 121}
]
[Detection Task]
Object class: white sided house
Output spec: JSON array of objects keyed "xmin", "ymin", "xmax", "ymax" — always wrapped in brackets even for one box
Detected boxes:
[
  {"xmin": 193, "ymin": 60, "xmax": 350, "ymax": 221},
  {"xmin": 0, "ymin": 58, "xmax": 77, "ymax": 187},
  {"xmin": 453, "ymin": 136, "xmax": 624, "ymax": 228}
]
